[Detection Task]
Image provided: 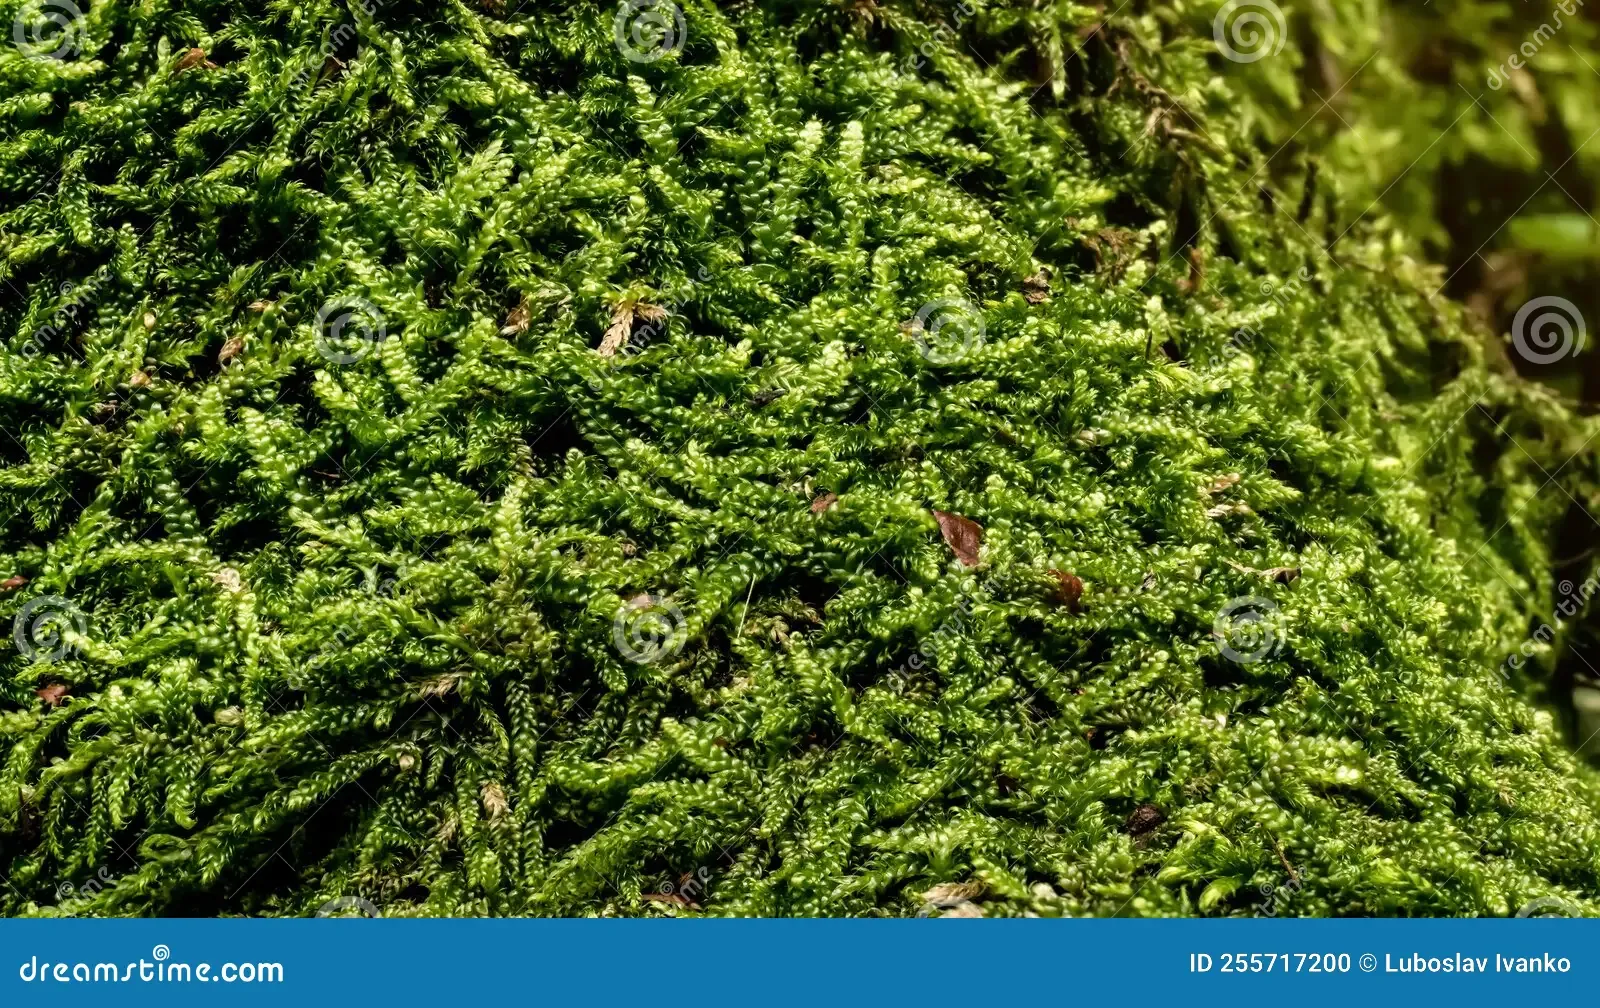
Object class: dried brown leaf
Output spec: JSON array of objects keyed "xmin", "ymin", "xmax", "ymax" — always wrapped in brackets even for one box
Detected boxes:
[
  {"xmin": 501, "ymin": 296, "xmax": 532, "ymax": 336},
  {"xmin": 1206, "ymin": 502, "xmax": 1254, "ymax": 518},
  {"xmin": 1022, "ymin": 270, "xmax": 1052, "ymax": 304},
  {"xmin": 1179, "ymin": 245, "xmax": 1207, "ymax": 294},
  {"xmin": 1, "ymin": 575, "xmax": 28, "ymax": 592},
  {"xmin": 218, "ymin": 336, "xmax": 244, "ymax": 366},
  {"xmin": 1204, "ymin": 473, "xmax": 1241, "ymax": 496},
  {"xmin": 1049, "ymin": 570, "xmax": 1084, "ymax": 613},
  {"xmin": 598, "ymin": 297, "xmax": 668, "ymax": 356},
  {"xmin": 810, "ymin": 493, "xmax": 838, "ymax": 514},
  {"xmin": 1125, "ymin": 804, "xmax": 1165, "ymax": 835},
  {"xmin": 480, "ymin": 781, "xmax": 509, "ymax": 821},
  {"xmin": 174, "ymin": 48, "xmax": 215, "ymax": 72},
  {"xmin": 598, "ymin": 316, "xmax": 631, "ymax": 358},
  {"xmin": 847, "ymin": 0, "xmax": 881, "ymax": 25},
  {"xmin": 418, "ymin": 674, "xmax": 462, "ymax": 699},
  {"xmin": 36, "ymin": 683, "xmax": 69, "ymax": 707},
  {"xmin": 933, "ymin": 510, "xmax": 982, "ymax": 567},
  {"xmin": 937, "ymin": 901, "xmax": 984, "ymax": 918},
  {"xmin": 922, "ymin": 881, "xmax": 985, "ymax": 906},
  {"xmin": 435, "ymin": 812, "xmax": 458, "ymax": 846}
]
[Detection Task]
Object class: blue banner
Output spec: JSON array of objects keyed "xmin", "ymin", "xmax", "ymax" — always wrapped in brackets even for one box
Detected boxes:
[{"xmin": 0, "ymin": 919, "xmax": 1592, "ymax": 1007}]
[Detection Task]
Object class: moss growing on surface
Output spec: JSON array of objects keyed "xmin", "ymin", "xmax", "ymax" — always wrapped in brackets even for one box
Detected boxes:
[{"xmin": 2, "ymin": 0, "xmax": 1600, "ymax": 917}]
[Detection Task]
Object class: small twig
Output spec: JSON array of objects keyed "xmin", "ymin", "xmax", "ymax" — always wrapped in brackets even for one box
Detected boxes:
[{"xmin": 1267, "ymin": 832, "xmax": 1300, "ymax": 885}]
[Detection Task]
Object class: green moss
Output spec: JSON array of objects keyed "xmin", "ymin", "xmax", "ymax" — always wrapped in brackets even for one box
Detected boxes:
[{"xmin": 0, "ymin": 0, "xmax": 1598, "ymax": 917}]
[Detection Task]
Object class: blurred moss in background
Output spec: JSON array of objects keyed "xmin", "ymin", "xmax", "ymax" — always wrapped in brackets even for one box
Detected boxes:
[{"xmin": 1201, "ymin": 0, "xmax": 1600, "ymax": 749}]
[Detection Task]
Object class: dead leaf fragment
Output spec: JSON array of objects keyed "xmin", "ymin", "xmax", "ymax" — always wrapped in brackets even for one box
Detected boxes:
[
  {"xmin": 247, "ymin": 300, "xmax": 273, "ymax": 313},
  {"xmin": 599, "ymin": 296, "xmax": 668, "ymax": 357},
  {"xmin": 1178, "ymin": 245, "xmax": 1207, "ymax": 294},
  {"xmin": 35, "ymin": 683, "xmax": 69, "ymax": 707},
  {"xmin": 141, "ymin": 312, "xmax": 158, "ymax": 330},
  {"xmin": 1204, "ymin": 473, "xmax": 1241, "ymax": 496},
  {"xmin": 1206, "ymin": 502, "xmax": 1254, "ymax": 518},
  {"xmin": 128, "ymin": 369, "xmax": 151, "ymax": 388},
  {"xmin": 480, "ymin": 781, "xmax": 509, "ymax": 821},
  {"xmin": 922, "ymin": 881, "xmax": 985, "ymax": 906},
  {"xmin": 0, "ymin": 575, "xmax": 28, "ymax": 592},
  {"xmin": 435, "ymin": 812, "xmax": 459, "ymax": 846},
  {"xmin": 598, "ymin": 320, "xmax": 629, "ymax": 357},
  {"xmin": 1265, "ymin": 567, "xmax": 1301, "ymax": 585},
  {"xmin": 1125, "ymin": 804, "xmax": 1165, "ymax": 835},
  {"xmin": 174, "ymin": 48, "xmax": 216, "ymax": 72},
  {"xmin": 811, "ymin": 493, "xmax": 838, "ymax": 515},
  {"xmin": 218, "ymin": 336, "xmax": 244, "ymax": 366},
  {"xmin": 1082, "ymin": 226, "xmax": 1141, "ymax": 281},
  {"xmin": 417, "ymin": 673, "xmax": 462, "ymax": 699},
  {"xmin": 933, "ymin": 510, "xmax": 982, "ymax": 567},
  {"xmin": 935, "ymin": 901, "xmax": 984, "ymax": 918},
  {"xmin": 846, "ymin": 0, "xmax": 882, "ymax": 27},
  {"xmin": 1050, "ymin": 570, "xmax": 1084, "ymax": 613},
  {"xmin": 1022, "ymin": 269, "xmax": 1052, "ymax": 305},
  {"xmin": 501, "ymin": 296, "xmax": 532, "ymax": 336},
  {"xmin": 210, "ymin": 568, "xmax": 243, "ymax": 593}
]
